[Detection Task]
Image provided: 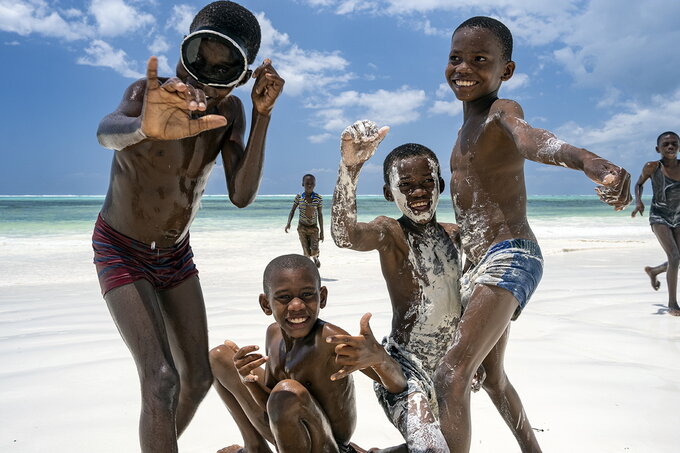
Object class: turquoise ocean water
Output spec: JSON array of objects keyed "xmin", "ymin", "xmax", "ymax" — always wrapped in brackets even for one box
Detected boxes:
[{"xmin": 0, "ymin": 194, "xmax": 646, "ymax": 238}]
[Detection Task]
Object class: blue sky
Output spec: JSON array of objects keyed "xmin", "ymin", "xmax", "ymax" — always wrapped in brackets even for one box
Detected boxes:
[{"xmin": 1, "ymin": 0, "xmax": 679, "ymax": 196}]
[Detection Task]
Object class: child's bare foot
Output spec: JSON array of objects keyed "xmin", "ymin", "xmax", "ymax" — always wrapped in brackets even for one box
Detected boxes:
[
  {"xmin": 217, "ymin": 446, "xmax": 243, "ymax": 453},
  {"xmin": 314, "ymin": 257, "xmax": 321, "ymax": 268},
  {"xmin": 645, "ymin": 266, "xmax": 661, "ymax": 290},
  {"xmin": 669, "ymin": 304, "xmax": 680, "ymax": 316}
]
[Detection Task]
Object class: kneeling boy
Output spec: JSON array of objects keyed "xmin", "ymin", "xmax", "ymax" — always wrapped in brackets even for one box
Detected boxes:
[{"xmin": 210, "ymin": 254, "xmax": 406, "ymax": 453}]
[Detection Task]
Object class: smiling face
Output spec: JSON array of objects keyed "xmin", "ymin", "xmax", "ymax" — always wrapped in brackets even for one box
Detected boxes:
[
  {"xmin": 259, "ymin": 267, "xmax": 327, "ymax": 339},
  {"xmin": 384, "ymin": 155, "xmax": 443, "ymax": 224},
  {"xmin": 656, "ymin": 133, "xmax": 680, "ymax": 160},
  {"xmin": 445, "ymin": 26, "xmax": 515, "ymax": 102}
]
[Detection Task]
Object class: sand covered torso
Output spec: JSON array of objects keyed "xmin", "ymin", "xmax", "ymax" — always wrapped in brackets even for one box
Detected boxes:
[{"xmin": 391, "ymin": 220, "xmax": 463, "ymax": 375}]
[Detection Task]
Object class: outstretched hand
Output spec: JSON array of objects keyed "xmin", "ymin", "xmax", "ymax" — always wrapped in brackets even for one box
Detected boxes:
[
  {"xmin": 232, "ymin": 343, "xmax": 268, "ymax": 384},
  {"xmin": 327, "ymin": 313, "xmax": 384, "ymax": 381},
  {"xmin": 341, "ymin": 120, "xmax": 390, "ymax": 167},
  {"xmin": 140, "ymin": 56, "xmax": 228, "ymax": 140},
  {"xmin": 584, "ymin": 158, "xmax": 632, "ymax": 211}
]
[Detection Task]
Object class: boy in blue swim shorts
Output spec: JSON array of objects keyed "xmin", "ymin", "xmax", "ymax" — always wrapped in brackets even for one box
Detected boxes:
[
  {"xmin": 328, "ymin": 120, "xmax": 542, "ymax": 452},
  {"xmin": 434, "ymin": 16, "xmax": 633, "ymax": 452}
]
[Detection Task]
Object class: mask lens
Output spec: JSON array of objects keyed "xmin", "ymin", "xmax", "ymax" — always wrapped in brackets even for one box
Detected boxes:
[{"xmin": 181, "ymin": 31, "xmax": 247, "ymax": 87}]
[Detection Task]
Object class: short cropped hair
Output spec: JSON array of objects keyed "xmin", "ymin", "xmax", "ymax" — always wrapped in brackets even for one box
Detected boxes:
[
  {"xmin": 657, "ymin": 131, "xmax": 679, "ymax": 144},
  {"xmin": 455, "ymin": 16, "xmax": 513, "ymax": 62},
  {"xmin": 190, "ymin": 1, "xmax": 261, "ymax": 64},
  {"xmin": 302, "ymin": 174, "xmax": 316, "ymax": 182},
  {"xmin": 383, "ymin": 143, "xmax": 441, "ymax": 185},
  {"xmin": 263, "ymin": 254, "xmax": 321, "ymax": 294}
]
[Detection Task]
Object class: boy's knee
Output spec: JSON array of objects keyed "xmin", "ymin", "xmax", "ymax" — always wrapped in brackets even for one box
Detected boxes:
[
  {"xmin": 267, "ymin": 379, "xmax": 310, "ymax": 418},
  {"xmin": 142, "ymin": 363, "xmax": 180, "ymax": 408},
  {"xmin": 209, "ymin": 341, "xmax": 237, "ymax": 370}
]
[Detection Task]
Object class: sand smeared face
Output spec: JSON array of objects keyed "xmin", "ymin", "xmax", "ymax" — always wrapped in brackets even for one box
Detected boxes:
[{"xmin": 388, "ymin": 156, "xmax": 441, "ymax": 224}]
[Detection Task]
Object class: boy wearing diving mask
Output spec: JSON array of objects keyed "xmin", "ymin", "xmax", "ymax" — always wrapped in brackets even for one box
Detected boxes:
[{"xmin": 93, "ymin": 2, "xmax": 284, "ymax": 452}]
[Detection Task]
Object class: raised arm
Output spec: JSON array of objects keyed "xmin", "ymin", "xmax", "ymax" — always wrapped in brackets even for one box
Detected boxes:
[
  {"xmin": 494, "ymin": 100, "xmax": 632, "ymax": 211},
  {"xmin": 97, "ymin": 56, "xmax": 228, "ymax": 151},
  {"xmin": 219, "ymin": 59, "xmax": 284, "ymax": 208},
  {"xmin": 631, "ymin": 161, "xmax": 658, "ymax": 217},
  {"xmin": 331, "ymin": 120, "xmax": 391, "ymax": 251}
]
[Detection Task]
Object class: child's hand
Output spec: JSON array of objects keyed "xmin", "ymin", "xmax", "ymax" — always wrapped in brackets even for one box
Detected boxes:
[
  {"xmin": 251, "ymin": 59, "xmax": 285, "ymax": 116},
  {"xmin": 584, "ymin": 158, "xmax": 632, "ymax": 211},
  {"xmin": 233, "ymin": 344, "xmax": 268, "ymax": 383},
  {"xmin": 631, "ymin": 201, "xmax": 645, "ymax": 217},
  {"xmin": 341, "ymin": 120, "xmax": 390, "ymax": 168},
  {"xmin": 327, "ymin": 313, "xmax": 384, "ymax": 380},
  {"xmin": 140, "ymin": 56, "xmax": 228, "ymax": 140}
]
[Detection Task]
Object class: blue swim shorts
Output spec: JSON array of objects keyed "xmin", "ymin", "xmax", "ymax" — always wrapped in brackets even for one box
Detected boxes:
[{"xmin": 460, "ymin": 239, "xmax": 543, "ymax": 320}]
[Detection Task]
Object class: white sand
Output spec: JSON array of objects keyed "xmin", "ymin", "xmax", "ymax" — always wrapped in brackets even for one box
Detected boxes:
[{"xmin": 1, "ymin": 223, "xmax": 680, "ymax": 452}]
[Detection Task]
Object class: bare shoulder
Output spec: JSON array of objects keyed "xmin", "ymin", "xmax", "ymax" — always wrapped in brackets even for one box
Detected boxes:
[
  {"xmin": 265, "ymin": 322, "xmax": 280, "ymax": 341},
  {"xmin": 217, "ymin": 94, "xmax": 243, "ymax": 118},
  {"xmin": 489, "ymin": 98, "xmax": 524, "ymax": 118},
  {"xmin": 369, "ymin": 215, "xmax": 400, "ymax": 230},
  {"xmin": 321, "ymin": 321, "xmax": 350, "ymax": 339},
  {"xmin": 439, "ymin": 222, "xmax": 460, "ymax": 239},
  {"xmin": 642, "ymin": 160, "xmax": 660, "ymax": 174}
]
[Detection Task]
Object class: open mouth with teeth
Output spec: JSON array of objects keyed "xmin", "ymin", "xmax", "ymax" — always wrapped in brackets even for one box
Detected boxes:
[
  {"xmin": 454, "ymin": 79, "xmax": 478, "ymax": 87},
  {"xmin": 408, "ymin": 200, "xmax": 431, "ymax": 213},
  {"xmin": 286, "ymin": 315, "xmax": 310, "ymax": 329}
]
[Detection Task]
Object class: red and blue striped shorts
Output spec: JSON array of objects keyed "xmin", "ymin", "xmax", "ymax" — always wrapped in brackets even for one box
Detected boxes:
[{"xmin": 92, "ymin": 215, "xmax": 198, "ymax": 296}]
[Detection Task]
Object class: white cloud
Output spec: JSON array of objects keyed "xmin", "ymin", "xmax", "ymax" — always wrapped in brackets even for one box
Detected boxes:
[
  {"xmin": 254, "ymin": 12, "xmax": 353, "ymax": 97},
  {"xmin": 555, "ymin": 88, "xmax": 680, "ymax": 167},
  {"xmin": 503, "ymin": 72, "xmax": 529, "ymax": 92},
  {"xmin": 312, "ymin": 86, "xmax": 426, "ymax": 130},
  {"xmin": 148, "ymin": 36, "xmax": 170, "ymax": 55},
  {"xmin": 77, "ymin": 39, "xmax": 143, "ymax": 79},
  {"xmin": 89, "ymin": 0, "xmax": 154, "ymax": 37},
  {"xmin": 166, "ymin": 4, "xmax": 195, "ymax": 35},
  {"xmin": 308, "ymin": 133, "xmax": 334, "ymax": 143},
  {"xmin": 429, "ymin": 99, "xmax": 462, "ymax": 117},
  {"xmin": 0, "ymin": 0, "xmax": 91, "ymax": 41}
]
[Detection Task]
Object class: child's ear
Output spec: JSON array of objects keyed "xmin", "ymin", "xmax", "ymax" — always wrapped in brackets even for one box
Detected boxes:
[
  {"xmin": 501, "ymin": 60, "xmax": 515, "ymax": 81},
  {"xmin": 438, "ymin": 177, "xmax": 446, "ymax": 193},
  {"xmin": 259, "ymin": 293, "xmax": 273, "ymax": 316},
  {"xmin": 383, "ymin": 184, "xmax": 394, "ymax": 202},
  {"xmin": 656, "ymin": 145, "xmax": 661, "ymax": 154},
  {"xmin": 319, "ymin": 286, "xmax": 328, "ymax": 309}
]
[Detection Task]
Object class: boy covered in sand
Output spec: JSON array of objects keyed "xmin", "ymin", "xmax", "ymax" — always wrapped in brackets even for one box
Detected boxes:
[
  {"xmin": 329, "ymin": 120, "xmax": 540, "ymax": 452},
  {"xmin": 92, "ymin": 2, "xmax": 283, "ymax": 452},
  {"xmin": 631, "ymin": 131, "xmax": 680, "ymax": 315},
  {"xmin": 434, "ymin": 16, "xmax": 632, "ymax": 452},
  {"xmin": 209, "ymin": 254, "xmax": 406, "ymax": 453},
  {"xmin": 285, "ymin": 174, "xmax": 324, "ymax": 267}
]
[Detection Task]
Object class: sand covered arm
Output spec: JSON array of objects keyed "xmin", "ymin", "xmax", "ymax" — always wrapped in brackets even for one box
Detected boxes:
[
  {"xmin": 97, "ymin": 57, "xmax": 227, "ymax": 151},
  {"xmin": 331, "ymin": 120, "xmax": 391, "ymax": 250},
  {"xmin": 493, "ymin": 100, "xmax": 632, "ymax": 210}
]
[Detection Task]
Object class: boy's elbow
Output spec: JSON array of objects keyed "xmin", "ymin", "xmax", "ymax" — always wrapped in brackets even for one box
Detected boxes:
[{"xmin": 229, "ymin": 191, "xmax": 255, "ymax": 208}]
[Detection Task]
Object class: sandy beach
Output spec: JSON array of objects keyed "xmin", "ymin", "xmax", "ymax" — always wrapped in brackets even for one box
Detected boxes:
[{"xmin": 2, "ymin": 217, "xmax": 680, "ymax": 452}]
